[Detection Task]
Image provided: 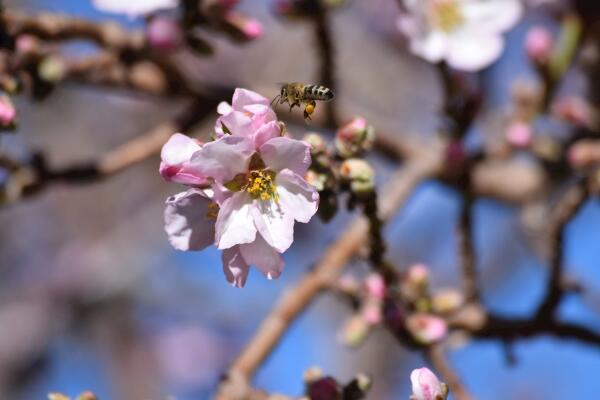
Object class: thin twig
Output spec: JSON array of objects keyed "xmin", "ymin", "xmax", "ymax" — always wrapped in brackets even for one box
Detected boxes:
[
  {"xmin": 458, "ymin": 189, "xmax": 479, "ymax": 303},
  {"xmin": 216, "ymin": 152, "xmax": 443, "ymax": 397}
]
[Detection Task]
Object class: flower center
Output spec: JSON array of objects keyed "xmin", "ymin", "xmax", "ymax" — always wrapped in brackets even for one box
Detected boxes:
[
  {"xmin": 245, "ymin": 169, "xmax": 278, "ymax": 201},
  {"xmin": 428, "ymin": 0, "xmax": 464, "ymax": 33}
]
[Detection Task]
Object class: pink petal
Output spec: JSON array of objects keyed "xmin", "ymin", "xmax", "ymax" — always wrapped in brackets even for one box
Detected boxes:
[
  {"xmin": 253, "ymin": 120, "xmax": 281, "ymax": 149},
  {"xmin": 164, "ymin": 190, "xmax": 215, "ymax": 251},
  {"xmin": 232, "ymin": 88, "xmax": 269, "ymax": 109},
  {"xmin": 217, "ymin": 101, "xmax": 234, "ymax": 115},
  {"xmin": 191, "ymin": 136, "xmax": 253, "ymax": 183},
  {"xmin": 410, "ymin": 367, "xmax": 443, "ymax": 400},
  {"xmin": 259, "ymin": 137, "xmax": 311, "ymax": 175},
  {"xmin": 250, "ymin": 200, "xmax": 294, "ymax": 253},
  {"xmin": 222, "ymin": 246, "xmax": 249, "ymax": 288},
  {"xmin": 239, "ymin": 234, "xmax": 284, "ymax": 280},
  {"xmin": 215, "ymin": 192, "xmax": 257, "ymax": 250},
  {"xmin": 215, "ymin": 111, "xmax": 253, "ymax": 138},
  {"xmin": 275, "ymin": 169, "xmax": 319, "ymax": 223},
  {"xmin": 161, "ymin": 133, "xmax": 201, "ymax": 167},
  {"xmin": 410, "ymin": 30, "xmax": 448, "ymax": 64}
]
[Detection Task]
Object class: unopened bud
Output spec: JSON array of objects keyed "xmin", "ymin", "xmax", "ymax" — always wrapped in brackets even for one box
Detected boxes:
[
  {"xmin": 48, "ymin": 394, "xmax": 69, "ymax": 400},
  {"xmin": 305, "ymin": 170, "xmax": 327, "ymax": 191},
  {"xmin": 552, "ymin": 96, "xmax": 595, "ymax": 129},
  {"xmin": 223, "ymin": 11, "xmax": 263, "ymax": 40},
  {"xmin": 340, "ymin": 315, "xmax": 369, "ymax": 347},
  {"xmin": 335, "ymin": 117, "xmax": 375, "ymax": 158},
  {"xmin": 406, "ymin": 313, "xmax": 448, "ymax": 345},
  {"xmin": 76, "ymin": 392, "xmax": 97, "ymax": 400},
  {"xmin": 147, "ymin": 16, "xmax": 183, "ymax": 52},
  {"xmin": 410, "ymin": 368, "xmax": 448, "ymax": 400},
  {"xmin": 0, "ymin": 95, "xmax": 16, "ymax": 128},
  {"xmin": 303, "ymin": 366, "xmax": 324, "ymax": 384},
  {"xmin": 16, "ymin": 34, "xmax": 39, "ymax": 54},
  {"xmin": 567, "ymin": 139, "xmax": 600, "ymax": 169},
  {"xmin": 431, "ymin": 288, "xmax": 464, "ymax": 315},
  {"xmin": 361, "ymin": 301, "xmax": 382, "ymax": 325},
  {"xmin": 38, "ymin": 56, "xmax": 66, "ymax": 83},
  {"xmin": 405, "ymin": 263, "xmax": 429, "ymax": 290},
  {"xmin": 303, "ymin": 132, "xmax": 327, "ymax": 154},
  {"xmin": 506, "ymin": 121, "xmax": 533, "ymax": 149},
  {"xmin": 364, "ymin": 273, "xmax": 386, "ymax": 299},
  {"xmin": 340, "ymin": 158, "xmax": 375, "ymax": 193},
  {"xmin": 525, "ymin": 26, "xmax": 554, "ymax": 65}
]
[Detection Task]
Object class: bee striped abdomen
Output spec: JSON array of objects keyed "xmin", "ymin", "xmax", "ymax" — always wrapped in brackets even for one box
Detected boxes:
[{"xmin": 304, "ymin": 85, "xmax": 334, "ymax": 101}]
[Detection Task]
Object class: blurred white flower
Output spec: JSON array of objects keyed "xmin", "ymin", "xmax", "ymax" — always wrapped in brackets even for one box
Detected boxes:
[
  {"xmin": 397, "ymin": 0, "xmax": 523, "ymax": 71},
  {"xmin": 92, "ymin": 0, "xmax": 178, "ymax": 17}
]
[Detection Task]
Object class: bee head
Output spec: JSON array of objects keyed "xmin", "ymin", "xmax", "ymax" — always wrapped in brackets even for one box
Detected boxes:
[{"xmin": 280, "ymin": 86, "xmax": 288, "ymax": 99}]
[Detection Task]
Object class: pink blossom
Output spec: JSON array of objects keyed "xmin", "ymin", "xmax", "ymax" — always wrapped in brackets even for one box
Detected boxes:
[
  {"xmin": 410, "ymin": 368, "xmax": 448, "ymax": 400},
  {"xmin": 0, "ymin": 95, "xmax": 16, "ymax": 127},
  {"xmin": 223, "ymin": 12, "xmax": 264, "ymax": 40},
  {"xmin": 397, "ymin": 0, "xmax": 522, "ymax": 71},
  {"xmin": 525, "ymin": 26, "xmax": 553, "ymax": 64},
  {"xmin": 364, "ymin": 273, "xmax": 386, "ymax": 299},
  {"xmin": 506, "ymin": 121, "xmax": 533, "ymax": 149},
  {"xmin": 92, "ymin": 0, "xmax": 178, "ymax": 16},
  {"xmin": 406, "ymin": 313, "xmax": 447, "ymax": 344},
  {"xmin": 215, "ymin": 88, "xmax": 279, "ymax": 148},
  {"xmin": 147, "ymin": 17, "xmax": 183, "ymax": 52},
  {"xmin": 159, "ymin": 133, "xmax": 208, "ymax": 186},
  {"xmin": 405, "ymin": 263, "xmax": 429, "ymax": 287},
  {"xmin": 191, "ymin": 135, "xmax": 318, "ymax": 253}
]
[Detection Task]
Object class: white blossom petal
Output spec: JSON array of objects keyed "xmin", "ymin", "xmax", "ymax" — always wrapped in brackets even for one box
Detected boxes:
[
  {"xmin": 222, "ymin": 246, "xmax": 249, "ymax": 288},
  {"xmin": 275, "ymin": 169, "xmax": 319, "ymax": 223},
  {"xmin": 191, "ymin": 136, "xmax": 253, "ymax": 183},
  {"xmin": 250, "ymin": 200, "xmax": 294, "ymax": 253},
  {"xmin": 164, "ymin": 190, "xmax": 215, "ymax": 251},
  {"xmin": 215, "ymin": 192, "xmax": 257, "ymax": 250},
  {"xmin": 239, "ymin": 234, "xmax": 284, "ymax": 280},
  {"xmin": 446, "ymin": 31, "xmax": 503, "ymax": 71},
  {"xmin": 259, "ymin": 137, "xmax": 311, "ymax": 175},
  {"xmin": 460, "ymin": 0, "xmax": 523, "ymax": 34}
]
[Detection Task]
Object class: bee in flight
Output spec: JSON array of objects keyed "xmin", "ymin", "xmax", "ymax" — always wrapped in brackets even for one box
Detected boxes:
[{"xmin": 271, "ymin": 83, "xmax": 334, "ymax": 121}]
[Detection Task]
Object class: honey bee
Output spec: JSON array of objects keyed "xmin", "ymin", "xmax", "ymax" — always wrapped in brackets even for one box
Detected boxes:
[{"xmin": 271, "ymin": 83, "xmax": 334, "ymax": 120}]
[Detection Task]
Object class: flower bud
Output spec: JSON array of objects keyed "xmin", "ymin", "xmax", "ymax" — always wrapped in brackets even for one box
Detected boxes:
[
  {"xmin": 406, "ymin": 313, "xmax": 447, "ymax": 345},
  {"xmin": 431, "ymin": 288, "xmax": 464, "ymax": 315},
  {"xmin": 364, "ymin": 273, "xmax": 386, "ymax": 299},
  {"xmin": 525, "ymin": 26, "xmax": 554, "ymax": 65},
  {"xmin": 361, "ymin": 301, "xmax": 382, "ymax": 325},
  {"xmin": 305, "ymin": 170, "xmax": 327, "ymax": 191},
  {"xmin": 16, "ymin": 34, "xmax": 39, "ymax": 54},
  {"xmin": 48, "ymin": 394, "xmax": 69, "ymax": 400},
  {"xmin": 340, "ymin": 158, "xmax": 375, "ymax": 193},
  {"xmin": 567, "ymin": 139, "xmax": 600, "ymax": 169},
  {"xmin": 340, "ymin": 315, "xmax": 369, "ymax": 347},
  {"xmin": 552, "ymin": 97, "xmax": 595, "ymax": 129},
  {"xmin": 38, "ymin": 56, "xmax": 66, "ymax": 83},
  {"xmin": 223, "ymin": 12, "xmax": 263, "ymax": 40},
  {"xmin": 335, "ymin": 117, "xmax": 375, "ymax": 158},
  {"xmin": 410, "ymin": 367, "xmax": 448, "ymax": 400},
  {"xmin": 303, "ymin": 132, "xmax": 327, "ymax": 155},
  {"xmin": 303, "ymin": 366, "xmax": 324, "ymax": 384},
  {"xmin": 405, "ymin": 263, "xmax": 429, "ymax": 290},
  {"xmin": 147, "ymin": 16, "xmax": 183, "ymax": 52},
  {"xmin": 76, "ymin": 392, "xmax": 97, "ymax": 400},
  {"xmin": 0, "ymin": 95, "xmax": 16, "ymax": 128},
  {"xmin": 506, "ymin": 121, "xmax": 533, "ymax": 149}
]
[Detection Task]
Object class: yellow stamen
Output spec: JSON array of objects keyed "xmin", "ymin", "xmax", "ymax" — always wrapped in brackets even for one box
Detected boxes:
[
  {"xmin": 428, "ymin": 0, "xmax": 464, "ymax": 33},
  {"xmin": 206, "ymin": 202, "xmax": 219, "ymax": 219},
  {"xmin": 245, "ymin": 169, "xmax": 278, "ymax": 201}
]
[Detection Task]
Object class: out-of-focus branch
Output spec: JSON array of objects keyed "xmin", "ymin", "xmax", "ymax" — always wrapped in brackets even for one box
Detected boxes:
[
  {"xmin": 458, "ymin": 188, "xmax": 479, "ymax": 304},
  {"xmin": 216, "ymin": 146, "xmax": 443, "ymax": 399},
  {"xmin": 427, "ymin": 344, "xmax": 473, "ymax": 400},
  {"xmin": 536, "ymin": 177, "xmax": 590, "ymax": 319},
  {"xmin": 2, "ymin": 91, "xmax": 231, "ymax": 204}
]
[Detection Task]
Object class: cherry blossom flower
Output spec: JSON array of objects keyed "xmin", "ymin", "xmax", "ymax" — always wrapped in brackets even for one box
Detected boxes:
[
  {"xmin": 147, "ymin": 17, "xmax": 183, "ymax": 52},
  {"xmin": 406, "ymin": 313, "xmax": 448, "ymax": 344},
  {"xmin": 525, "ymin": 26, "xmax": 554, "ymax": 65},
  {"xmin": 397, "ymin": 0, "xmax": 523, "ymax": 71},
  {"xmin": 190, "ymin": 134, "xmax": 318, "ymax": 254},
  {"xmin": 161, "ymin": 89, "xmax": 319, "ymax": 287},
  {"xmin": 92, "ymin": 0, "xmax": 178, "ymax": 17},
  {"xmin": 410, "ymin": 367, "xmax": 448, "ymax": 400},
  {"xmin": 0, "ymin": 95, "xmax": 16, "ymax": 127}
]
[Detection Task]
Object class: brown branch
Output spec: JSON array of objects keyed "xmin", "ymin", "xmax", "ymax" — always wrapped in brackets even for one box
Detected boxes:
[
  {"xmin": 216, "ymin": 149, "xmax": 443, "ymax": 398},
  {"xmin": 427, "ymin": 344, "xmax": 473, "ymax": 400},
  {"xmin": 536, "ymin": 178, "xmax": 590, "ymax": 319},
  {"xmin": 458, "ymin": 188, "xmax": 479, "ymax": 304}
]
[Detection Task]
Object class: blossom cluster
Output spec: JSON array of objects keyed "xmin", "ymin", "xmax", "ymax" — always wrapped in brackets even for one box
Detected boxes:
[{"xmin": 160, "ymin": 89, "xmax": 319, "ymax": 287}]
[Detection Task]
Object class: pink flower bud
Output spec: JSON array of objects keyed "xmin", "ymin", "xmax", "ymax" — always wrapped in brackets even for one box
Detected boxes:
[
  {"xmin": 223, "ymin": 11, "xmax": 263, "ymax": 40},
  {"xmin": 303, "ymin": 132, "xmax": 327, "ymax": 154},
  {"xmin": 567, "ymin": 140, "xmax": 600, "ymax": 169},
  {"xmin": 364, "ymin": 273, "xmax": 386, "ymax": 299},
  {"xmin": 335, "ymin": 117, "xmax": 375, "ymax": 158},
  {"xmin": 410, "ymin": 367, "xmax": 448, "ymax": 400},
  {"xmin": 405, "ymin": 263, "xmax": 429, "ymax": 288},
  {"xmin": 147, "ymin": 17, "xmax": 183, "ymax": 52},
  {"xmin": 0, "ymin": 95, "xmax": 16, "ymax": 127},
  {"xmin": 525, "ymin": 26, "xmax": 553, "ymax": 64},
  {"xmin": 361, "ymin": 302, "xmax": 382, "ymax": 325},
  {"xmin": 337, "ymin": 274, "xmax": 359, "ymax": 293},
  {"xmin": 506, "ymin": 121, "xmax": 533, "ymax": 148},
  {"xmin": 552, "ymin": 97, "xmax": 594, "ymax": 129},
  {"xmin": 406, "ymin": 313, "xmax": 447, "ymax": 345}
]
